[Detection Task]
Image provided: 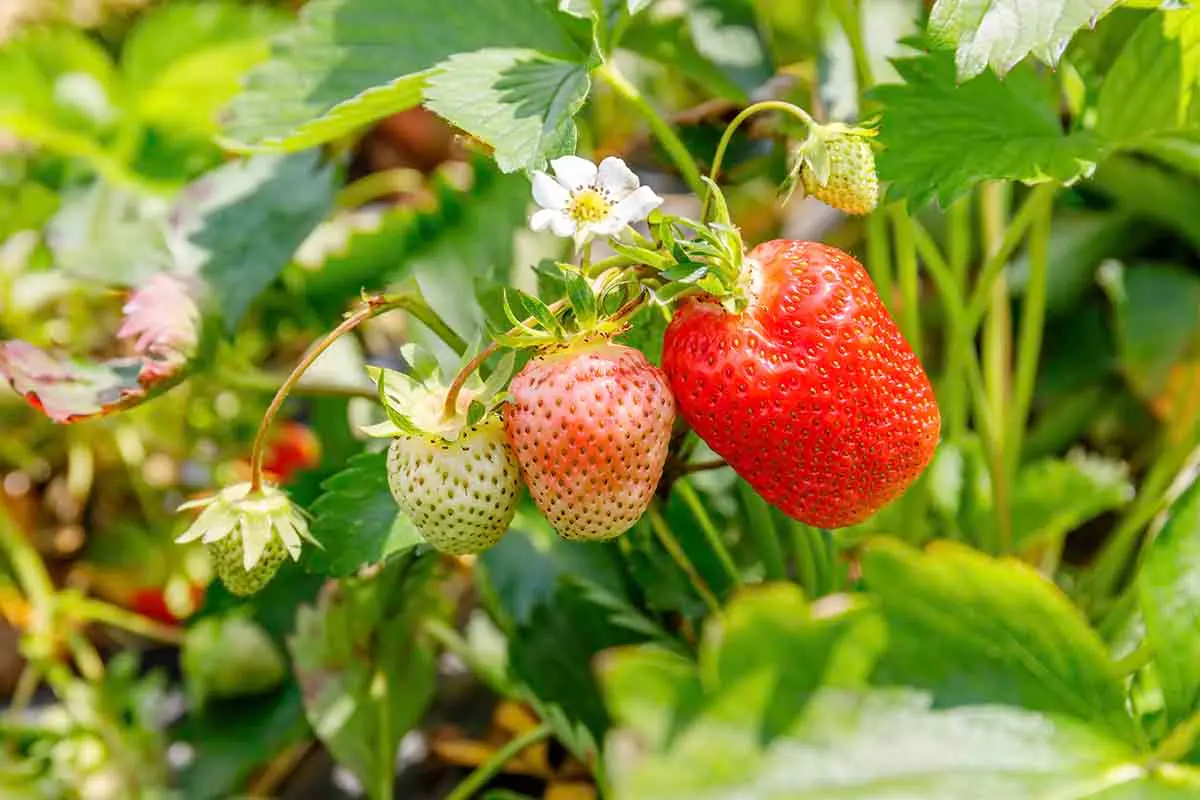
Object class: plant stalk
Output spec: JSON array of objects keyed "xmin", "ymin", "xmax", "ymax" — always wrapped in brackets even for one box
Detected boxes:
[
  {"xmin": 648, "ymin": 503, "xmax": 722, "ymax": 616},
  {"xmin": 596, "ymin": 62, "xmax": 706, "ymax": 198},
  {"xmin": 445, "ymin": 723, "xmax": 553, "ymax": 800}
]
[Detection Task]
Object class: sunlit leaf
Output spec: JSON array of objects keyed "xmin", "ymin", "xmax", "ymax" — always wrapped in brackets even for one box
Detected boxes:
[
  {"xmin": 222, "ymin": 0, "xmax": 583, "ymax": 153},
  {"xmin": 929, "ymin": 0, "xmax": 1118, "ymax": 80},
  {"xmin": 872, "ymin": 47, "xmax": 1105, "ymax": 208},
  {"xmin": 864, "ymin": 540, "xmax": 1136, "ymax": 742}
]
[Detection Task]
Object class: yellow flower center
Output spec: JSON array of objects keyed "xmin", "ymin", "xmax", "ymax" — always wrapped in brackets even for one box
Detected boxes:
[{"xmin": 567, "ymin": 188, "xmax": 611, "ymax": 224}]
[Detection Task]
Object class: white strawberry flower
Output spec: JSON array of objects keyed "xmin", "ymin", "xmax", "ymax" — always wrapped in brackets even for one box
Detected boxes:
[
  {"xmin": 530, "ymin": 155, "xmax": 663, "ymax": 248},
  {"xmin": 176, "ymin": 482, "xmax": 314, "ymax": 570}
]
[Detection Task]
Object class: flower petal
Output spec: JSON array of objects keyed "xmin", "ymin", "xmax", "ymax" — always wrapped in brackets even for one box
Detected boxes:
[
  {"xmin": 531, "ymin": 171, "xmax": 569, "ymax": 210},
  {"xmin": 273, "ymin": 515, "xmax": 303, "ymax": 561},
  {"xmin": 573, "ymin": 224, "xmax": 597, "ymax": 249},
  {"xmin": 596, "ymin": 157, "xmax": 640, "ymax": 200},
  {"xmin": 549, "ymin": 155, "xmax": 597, "ymax": 191},
  {"xmin": 608, "ymin": 185, "xmax": 664, "ymax": 227},
  {"xmin": 241, "ymin": 513, "xmax": 271, "ymax": 570},
  {"xmin": 532, "ymin": 208, "xmax": 577, "ymax": 239}
]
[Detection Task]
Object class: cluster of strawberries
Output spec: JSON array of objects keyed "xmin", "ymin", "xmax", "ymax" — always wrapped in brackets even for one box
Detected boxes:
[{"xmin": 387, "ymin": 239, "xmax": 941, "ymax": 555}]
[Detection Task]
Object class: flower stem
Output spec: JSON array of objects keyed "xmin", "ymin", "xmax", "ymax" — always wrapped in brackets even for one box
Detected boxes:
[
  {"xmin": 739, "ymin": 483, "xmax": 786, "ymax": 581},
  {"xmin": 865, "ymin": 209, "xmax": 895, "ymax": 310},
  {"xmin": 674, "ymin": 479, "xmax": 741, "ymax": 588},
  {"xmin": 0, "ymin": 502, "xmax": 55, "ymax": 639},
  {"xmin": 703, "ymin": 100, "xmax": 817, "ymax": 220},
  {"xmin": 1008, "ymin": 187, "xmax": 1054, "ymax": 473},
  {"xmin": 444, "ymin": 723, "xmax": 553, "ymax": 800},
  {"xmin": 890, "ymin": 205, "xmax": 922, "ymax": 358},
  {"xmin": 596, "ymin": 62, "xmax": 705, "ymax": 198},
  {"xmin": 441, "ymin": 343, "xmax": 501, "ymax": 420},
  {"xmin": 250, "ymin": 295, "xmax": 406, "ymax": 492},
  {"xmin": 648, "ymin": 503, "xmax": 722, "ymax": 616},
  {"xmin": 980, "ymin": 181, "xmax": 1013, "ymax": 554}
]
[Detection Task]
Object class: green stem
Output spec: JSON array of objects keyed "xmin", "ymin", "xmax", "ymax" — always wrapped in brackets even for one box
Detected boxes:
[
  {"xmin": 445, "ymin": 723, "xmax": 553, "ymax": 800},
  {"xmin": 396, "ymin": 294, "xmax": 469, "ymax": 357},
  {"xmin": 791, "ymin": 522, "xmax": 819, "ymax": 595},
  {"xmin": 423, "ymin": 618, "xmax": 515, "ymax": 696},
  {"xmin": 648, "ymin": 503, "xmax": 722, "ymax": 616},
  {"xmin": 250, "ymin": 295, "xmax": 407, "ymax": 491},
  {"xmin": 11, "ymin": 662, "xmax": 43, "ymax": 713},
  {"xmin": 675, "ymin": 479, "xmax": 741, "ymax": 587},
  {"xmin": 833, "ymin": 0, "xmax": 876, "ymax": 95},
  {"xmin": 703, "ymin": 100, "xmax": 816, "ymax": 220},
  {"xmin": 948, "ymin": 197, "xmax": 972, "ymax": 288},
  {"xmin": 910, "ymin": 220, "xmax": 968, "ymax": 439},
  {"xmin": 1155, "ymin": 705, "xmax": 1200, "ymax": 765},
  {"xmin": 963, "ymin": 183, "xmax": 1058, "ymax": 337},
  {"xmin": 596, "ymin": 62, "xmax": 705, "ymax": 198},
  {"xmin": 374, "ymin": 669, "xmax": 394, "ymax": 800},
  {"xmin": 335, "ymin": 168, "xmax": 423, "ymax": 210},
  {"xmin": 890, "ymin": 205, "xmax": 923, "ymax": 358},
  {"xmin": 58, "ymin": 594, "xmax": 185, "ymax": 646},
  {"xmin": 739, "ymin": 483, "xmax": 786, "ymax": 581},
  {"xmin": 865, "ymin": 209, "xmax": 895, "ymax": 309},
  {"xmin": 0, "ymin": 502, "xmax": 55, "ymax": 638},
  {"xmin": 1008, "ymin": 188, "xmax": 1054, "ymax": 472},
  {"xmin": 980, "ymin": 182, "xmax": 1013, "ymax": 554}
]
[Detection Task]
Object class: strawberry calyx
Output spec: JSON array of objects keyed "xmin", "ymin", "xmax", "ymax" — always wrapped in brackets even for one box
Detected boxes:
[{"xmin": 363, "ymin": 343, "xmax": 515, "ymax": 442}]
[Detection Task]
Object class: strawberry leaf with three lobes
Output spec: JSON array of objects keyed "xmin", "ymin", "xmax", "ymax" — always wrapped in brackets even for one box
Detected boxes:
[
  {"xmin": 221, "ymin": 0, "xmax": 585, "ymax": 155},
  {"xmin": 928, "ymin": 0, "xmax": 1118, "ymax": 81},
  {"xmin": 871, "ymin": 46, "xmax": 1105, "ymax": 208}
]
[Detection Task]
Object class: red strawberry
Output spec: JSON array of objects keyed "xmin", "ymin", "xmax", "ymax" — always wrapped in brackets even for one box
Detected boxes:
[
  {"xmin": 662, "ymin": 240, "xmax": 939, "ymax": 528},
  {"xmin": 505, "ymin": 338, "xmax": 675, "ymax": 540}
]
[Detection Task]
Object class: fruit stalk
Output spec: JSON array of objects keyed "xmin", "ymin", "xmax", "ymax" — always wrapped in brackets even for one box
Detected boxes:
[
  {"xmin": 250, "ymin": 295, "xmax": 407, "ymax": 492},
  {"xmin": 980, "ymin": 182, "xmax": 1014, "ymax": 553},
  {"xmin": 648, "ymin": 504, "xmax": 722, "ymax": 615},
  {"xmin": 703, "ymin": 100, "xmax": 817, "ymax": 220}
]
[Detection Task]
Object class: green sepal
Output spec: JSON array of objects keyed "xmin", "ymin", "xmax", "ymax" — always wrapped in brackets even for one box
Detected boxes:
[{"xmin": 564, "ymin": 270, "xmax": 598, "ymax": 329}]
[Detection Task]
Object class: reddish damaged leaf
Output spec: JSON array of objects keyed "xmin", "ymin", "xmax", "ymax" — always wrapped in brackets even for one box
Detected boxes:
[
  {"xmin": 0, "ymin": 274, "xmax": 200, "ymax": 423},
  {"xmin": 0, "ymin": 341, "xmax": 147, "ymax": 423}
]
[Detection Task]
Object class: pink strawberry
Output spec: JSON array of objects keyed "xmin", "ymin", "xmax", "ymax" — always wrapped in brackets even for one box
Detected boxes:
[{"xmin": 504, "ymin": 338, "xmax": 675, "ymax": 540}]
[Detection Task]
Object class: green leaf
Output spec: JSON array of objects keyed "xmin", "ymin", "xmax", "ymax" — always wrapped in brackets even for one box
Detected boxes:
[
  {"xmin": 0, "ymin": 28, "xmax": 138, "ymax": 185},
  {"xmin": 872, "ymin": 48, "xmax": 1105, "ymax": 208},
  {"xmin": 222, "ymin": 0, "xmax": 583, "ymax": 152},
  {"xmin": 864, "ymin": 540, "xmax": 1135, "ymax": 742},
  {"xmin": 424, "ymin": 48, "xmax": 590, "ymax": 172},
  {"xmin": 121, "ymin": 0, "xmax": 288, "ymax": 136},
  {"xmin": 608, "ymin": 684, "xmax": 1158, "ymax": 800},
  {"xmin": 1140, "ymin": 476, "xmax": 1200, "ymax": 728},
  {"xmin": 600, "ymin": 588, "xmax": 1166, "ymax": 799},
  {"xmin": 289, "ymin": 554, "xmax": 438, "ymax": 791},
  {"xmin": 306, "ymin": 450, "xmax": 424, "ymax": 577},
  {"xmin": 928, "ymin": 0, "xmax": 1118, "ymax": 80},
  {"xmin": 1097, "ymin": 9, "xmax": 1200, "ymax": 146},
  {"xmin": 1010, "ymin": 453, "xmax": 1134, "ymax": 551},
  {"xmin": 1090, "ymin": 155, "xmax": 1200, "ymax": 251},
  {"xmin": 180, "ymin": 151, "xmax": 336, "ymax": 330},
  {"xmin": 699, "ymin": 584, "xmax": 886, "ymax": 741}
]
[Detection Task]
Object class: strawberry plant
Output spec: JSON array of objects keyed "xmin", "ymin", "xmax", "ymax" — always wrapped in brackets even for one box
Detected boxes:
[{"xmin": 1, "ymin": 1, "xmax": 1200, "ymax": 798}]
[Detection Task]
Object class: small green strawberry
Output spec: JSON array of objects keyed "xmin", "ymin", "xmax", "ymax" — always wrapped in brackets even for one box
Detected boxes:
[
  {"xmin": 386, "ymin": 415, "xmax": 520, "ymax": 554},
  {"xmin": 365, "ymin": 345, "xmax": 521, "ymax": 555},
  {"xmin": 504, "ymin": 336, "xmax": 675, "ymax": 541},
  {"xmin": 176, "ymin": 482, "xmax": 313, "ymax": 597},
  {"xmin": 790, "ymin": 122, "xmax": 879, "ymax": 216},
  {"xmin": 183, "ymin": 614, "xmax": 286, "ymax": 705}
]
